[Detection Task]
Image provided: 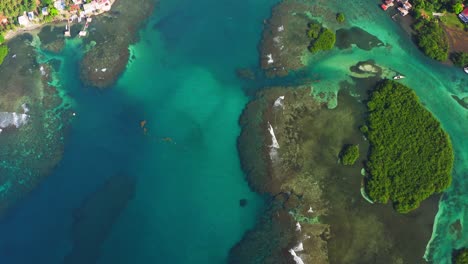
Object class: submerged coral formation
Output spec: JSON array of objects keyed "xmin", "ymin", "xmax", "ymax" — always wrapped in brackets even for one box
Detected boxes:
[
  {"xmin": 80, "ymin": 0, "xmax": 157, "ymax": 88},
  {"xmin": 0, "ymin": 34, "xmax": 72, "ymax": 214}
]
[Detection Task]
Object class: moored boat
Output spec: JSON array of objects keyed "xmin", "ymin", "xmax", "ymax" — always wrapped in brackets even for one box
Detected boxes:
[
  {"xmin": 464, "ymin": 67, "xmax": 468, "ymax": 74},
  {"xmin": 393, "ymin": 74, "xmax": 405, "ymax": 80}
]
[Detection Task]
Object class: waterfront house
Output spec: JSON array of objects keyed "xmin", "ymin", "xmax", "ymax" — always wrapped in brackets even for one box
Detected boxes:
[
  {"xmin": 17, "ymin": 13, "xmax": 30, "ymax": 26},
  {"xmin": 41, "ymin": 7, "xmax": 49, "ymax": 16},
  {"xmin": 95, "ymin": 0, "xmax": 112, "ymax": 12},
  {"xmin": 459, "ymin": 7, "xmax": 468, "ymax": 23},
  {"xmin": 27, "ymin": 11, "xmax": 35, "ymax": 21},
  {"xmin": 83, "ymin": 3, "xmax": 97, "ymax": 15},
  {"xmin": 403, "ymin": 1, "xmax": 412, "ymax": 10},
  {"xmin": 398, "ymin": 7, "xmax": 409, "ymax": 16},
  {"xmin": 54, "ymin": 0, "xmax": 66, "ymax": 11}
]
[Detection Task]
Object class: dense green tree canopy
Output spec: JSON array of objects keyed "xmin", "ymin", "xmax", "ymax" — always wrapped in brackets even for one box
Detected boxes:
[
  {"xmin": 413, "ymin": 0, "xmax": 464, "ymax": 12},
  {"xmin": 0, "ymin": 0, "xmax": 37, "ymax": 17},
  {"xmin": 307, "ymin": 22, "xmax": 336, "ymax": 54},
  {"xmin": 336, "ymin": 13, "xmax": 345, "ymax": 23},
  {"xmin": 363, "ymin": 80, "xmax": 453, "ymax": 213},
  {"xmin": 340, "ymin": 144, "xmax": 359, "ymax": 166},
  {"xmin": 413, "ymin": 18, "xmax": 449, "ymax": 61}
]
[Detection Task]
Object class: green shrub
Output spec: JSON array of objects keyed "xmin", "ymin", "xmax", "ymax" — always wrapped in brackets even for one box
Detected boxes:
[
  {"xmin": 308, "ymin": 28, "xmax": 336, "ymax": 53},
  {"xmin": 454, "ymin": 248, "xmax": 468, "ymax": 264},
  {"xmin": 307, "ymin": 22, "xmax": 321, "ymax": 39},
  {"xmin": 340, "ymin": 145, "xmax": 359, "ymax": 165},
  {"xmin": 451, "ymin": 52, "xmax": 468, "ymax": 67},
  {"xmin": 49, "ymin": 7, "xmax": 59, "ymax": 18},
  {"xmin": 364, "ymin": 80, "xmax": 453, "ymax": 213},
  {"xmin": 336, "ymin": 13, "xmax": 345, "ymax": 23},
  {"xmin": 306, "ymin": 22, "xmax": 336, "ymax": 54},
  {"xmin": 0, "ymin": 45, "xmax": 8, "ymax": 65},
  {"xmin": 453, "ymin": 3, "xmax": 464, "ymax": 14}
]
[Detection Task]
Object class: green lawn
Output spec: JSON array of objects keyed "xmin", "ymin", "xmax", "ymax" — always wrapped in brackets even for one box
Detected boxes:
[{"xmin": 440, "ymin": 13, "xmax": 465, "ymax": 30}]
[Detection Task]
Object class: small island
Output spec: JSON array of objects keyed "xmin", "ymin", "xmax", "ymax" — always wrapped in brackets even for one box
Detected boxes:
[
  {"xmin": 363, "ymin": 80, "xmax": 454, "ymax": 213},
  {"xmin": 307, "ymin": 22, "xmax": 336, "ymax": 53},
  {"xmin": 340, "ymin": 144, "xmax": 359, "ymax": 166}
]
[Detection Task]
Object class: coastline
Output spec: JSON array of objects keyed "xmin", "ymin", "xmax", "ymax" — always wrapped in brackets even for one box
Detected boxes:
[{"xmin": 3, "ymin": 0, "xmax": 116, "ymax": 42}]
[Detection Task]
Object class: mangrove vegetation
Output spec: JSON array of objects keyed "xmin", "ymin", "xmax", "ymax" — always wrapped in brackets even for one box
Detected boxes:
[
  {"xmin": 363, "ymin": 80, "xmax": 453, "ymax": 213},
  {"xmin": 413, "ymin": 18, "xmax": 449, "ymax": 61},
  {"xmin": 340, "ymin": 144, "xmax": 359, "ymax": 166},
  {"xmin": 307, "ymin": 22, "xmax": 336, "ymax": 54}
]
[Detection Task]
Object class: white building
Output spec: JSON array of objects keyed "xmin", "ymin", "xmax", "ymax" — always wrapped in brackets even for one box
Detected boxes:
[
  {"xmin": 54, "ymin": 0, "xmax": 66, "ymax": 11},
  {"xmin": 17, "ymin": 13, "xmax": 30, "ymax": 26},
  {"xmin": 42, "ymin": 7, "xmax": 49, "ymax": 16},
  {"xmin": 83, "ymin": 3, "xmax": 97, "ymax": 15},
  {"xmin": 27, "ymin": 11, "xmax": 35, "ymax": 21}
]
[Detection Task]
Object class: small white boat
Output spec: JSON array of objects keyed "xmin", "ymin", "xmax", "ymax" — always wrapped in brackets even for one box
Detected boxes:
[
  {"xmin": 464, "ymin": 67, "xmax": 468, "ymax": 74},
  {"xmin": 393, "ymin": 74, "xmax": 405, "ymax": 80}
]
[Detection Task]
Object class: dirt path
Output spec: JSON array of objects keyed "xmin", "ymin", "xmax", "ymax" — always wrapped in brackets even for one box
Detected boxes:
[{"xmin": 443, "ymin": 25, "xmax": 468, "ymax": 53}]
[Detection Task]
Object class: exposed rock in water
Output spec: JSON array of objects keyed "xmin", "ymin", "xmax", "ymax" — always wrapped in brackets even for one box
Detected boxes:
[
  {"xmin": 80, "ymin": 0, "xmax": 158, "ymax": 88},
  {"xmin": 63, "ymin": 174, "xmax": 136, "ymax": 264}
]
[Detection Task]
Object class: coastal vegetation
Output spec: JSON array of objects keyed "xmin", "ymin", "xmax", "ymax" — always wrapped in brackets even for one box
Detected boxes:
[
  {"xmin": 454, "ymin": 248, "xmax": 468, "ymax": 264},
  {"xmin": 413, "ymin": 0, "xmax": 465, "ymax": 12},
  {"xmin": 336, "ymin": 12, "xmax": 345, "ymax": 23},
  {"xmin": 307, "ymin": 22, "xmax": 336, "ymax": 53},
  {"xmin": 412, "ymin": 18, "xmax": 449, "ymax": 61},
  {"xmin": 451, "ymin": 52, "xmax": 468, "ymax": 67},
  {"xmin": 0, "ymin": 44, "xmax": 8, "ymax": 65},
  {"xmin": 0, "ymin": 0, "xmax": 60, "ymax": 34},
  {"xmin": 340, "ymin": 144, "xmax": 359, "ymax": 165},
  {"xmin": 363, "ymin": 80, "xmax": 453, "ymax": 213}
]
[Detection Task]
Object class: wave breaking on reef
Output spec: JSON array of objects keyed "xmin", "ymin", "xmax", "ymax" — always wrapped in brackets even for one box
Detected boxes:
[{"xmin": 0, "ymin": 104, "xmax": 30, "ymax": 133}]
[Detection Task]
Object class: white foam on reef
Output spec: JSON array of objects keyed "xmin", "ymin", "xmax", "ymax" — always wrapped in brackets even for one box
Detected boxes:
[
  {"xmin": 267, "ymin": 54, "xmax": 274, "ymax": 64},
  {"xmin": 289, "ymin": 249, "xmax": 305, "ymax": 264},
  {"xmin": 40, "ymin": 65, "xmax": 46, "ymax": 76},
  {"xmin": 278, "ymin": 25, "xmax": 284, "ymax": 32},
  {"xmin": 295, "ymin": 222, "xmax": 301, "ymax": 231},
  {"xmin": 293, "ymin": 242, "xmax": 304, "ymax": 252},
  {"xmin": 268, "ymin": 122, "xmax": 280, "ymax": 149},
  {"xmin": 22, "ymin": 103, "xmax": 30, "ymax": 114},
  {"xmin": 0, "ymin": 104, "xmax": 30, "ymax": 133},
  {"xmin": 273, "ymin": 96, "xmax": 285, "ymax": 109},
  {"xmin": 268, "ymin": 122, "xmax": 280, "ymax": 161}
]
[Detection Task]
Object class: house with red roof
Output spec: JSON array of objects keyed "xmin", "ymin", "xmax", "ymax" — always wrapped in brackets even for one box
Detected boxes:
[{"xmin": 459, "ymin": 7, "xmax": 468, "ymax": 23}]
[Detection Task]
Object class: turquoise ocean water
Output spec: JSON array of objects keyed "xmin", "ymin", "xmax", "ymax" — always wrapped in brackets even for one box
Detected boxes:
[
  {"xmin": 0, "ymin": 0, "xmax": 466, "ymax": 263},
  {"xmin": 0, "ymin": 0, "xmax": 275, "ymax": 263}
]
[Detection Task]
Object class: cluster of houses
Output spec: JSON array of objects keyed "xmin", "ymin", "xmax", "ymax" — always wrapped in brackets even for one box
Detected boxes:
[
  {"xmin": 381, "ymin": 0, "xmax": 412, "ymax": 16},
  {"xmin": 18, "ymin": 0, "xmax": 113, "ymax": 27}
]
